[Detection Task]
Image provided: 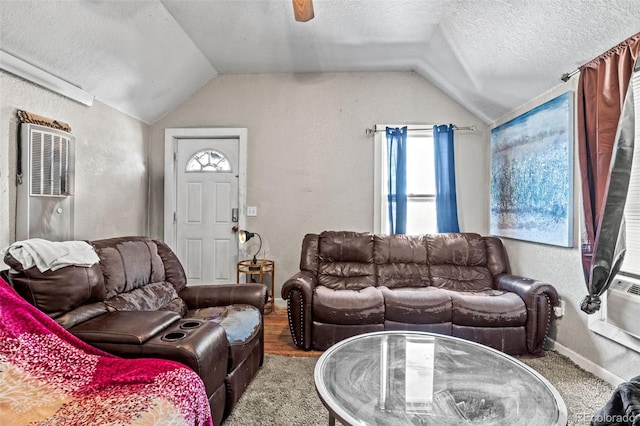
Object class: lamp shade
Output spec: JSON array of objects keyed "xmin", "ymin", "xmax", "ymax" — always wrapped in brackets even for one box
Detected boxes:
[
  {"xmin": 238, "ymin": 230, "xmax": 256, "ymax": 243},
  {"xmin": 238, "ymin": 230, "xmax": 262, "ymax": 263}
]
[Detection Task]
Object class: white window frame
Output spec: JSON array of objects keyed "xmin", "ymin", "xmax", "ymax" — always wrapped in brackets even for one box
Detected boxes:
[{"xmin": 373, "ymin": 124, "xmax": 435, "ymax": 234}]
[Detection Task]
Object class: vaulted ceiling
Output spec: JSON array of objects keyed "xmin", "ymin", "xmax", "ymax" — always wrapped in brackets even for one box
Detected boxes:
[{"xmin": 1, "ymin": 0, "xmax": 638, "ymax": 124}]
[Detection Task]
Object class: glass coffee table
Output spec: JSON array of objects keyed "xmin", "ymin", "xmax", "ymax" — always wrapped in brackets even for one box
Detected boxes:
[{"xmin": 314, "ymin": 331, "xmax": 567, "ymax": 425}]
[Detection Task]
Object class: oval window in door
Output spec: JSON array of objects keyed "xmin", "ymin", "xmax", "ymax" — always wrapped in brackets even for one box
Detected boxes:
[{"xmin": 185, "ymin": 149, "xmax": 232, "ymax": 172}]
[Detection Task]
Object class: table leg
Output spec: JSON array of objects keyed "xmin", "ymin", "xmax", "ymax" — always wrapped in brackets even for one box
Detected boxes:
[{"xmin": 328, "ymin": 412, "xmax": 336, "ymax": 426}]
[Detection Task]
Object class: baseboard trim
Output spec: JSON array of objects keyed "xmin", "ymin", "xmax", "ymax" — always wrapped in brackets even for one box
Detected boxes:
[
  {"xmin": 546, "ymin": 338, "xmax": 625, "ymax": 386},
  {"xmin": 274, "ymin": 297, "xmax": 286, "ymax": 309}
]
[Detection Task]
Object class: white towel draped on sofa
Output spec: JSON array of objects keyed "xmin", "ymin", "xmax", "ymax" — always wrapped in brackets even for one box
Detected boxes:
[{"xmin": 2, "ymin": 238, "xmax": 100, "ymax": 272}]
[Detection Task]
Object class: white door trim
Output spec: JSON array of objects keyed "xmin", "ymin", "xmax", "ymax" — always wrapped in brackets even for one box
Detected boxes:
[{"xmin": 164, "ymin": 128, "xmax": 247, "ymax": 252}]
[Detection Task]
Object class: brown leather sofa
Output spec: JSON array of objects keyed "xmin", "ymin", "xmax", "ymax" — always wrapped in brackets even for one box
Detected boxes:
[
  {"xmin": 3, "ymin": 236, "xmax": 266, "ymax": 426},
  {"xmin": 282, "ymin": 231, "xmax": 559, "ymax": 355}
]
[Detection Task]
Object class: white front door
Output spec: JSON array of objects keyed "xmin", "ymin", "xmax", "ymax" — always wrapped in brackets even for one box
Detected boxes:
[{"xmin": 164, "ymin": 128, "xmax": 247, "ymax": 285}]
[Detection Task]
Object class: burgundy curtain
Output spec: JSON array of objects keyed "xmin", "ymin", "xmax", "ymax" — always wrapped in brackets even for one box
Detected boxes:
[{"xmin": 578, "ymin": 33, "xmax": 640, "ymax": 313}]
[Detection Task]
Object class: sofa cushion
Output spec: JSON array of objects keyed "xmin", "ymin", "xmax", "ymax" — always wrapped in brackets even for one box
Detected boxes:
[
  {"xmin": 428, "ymin": 233, "xmax": 494, "ymax": 292},
  {"xmin": 380, "ymin": 286, "xmax": 452, "ymax": 324},
  {"xmin": 427, "ymin": 233, "xmax": 487, "ymax": 266},
  {"xmin": 2, "ymin": 256, "xmax": 105, "ymax": 318},
  {"xmin": 92, "ymin": 238, "xmax": 165, "ymax": 298},
  {"xmin": 187, "ymin": 304, "xmax": 262, "ymax": 371},
  {"xmin": 300, "ymin": 233, "xmax": 320, "ymax": 274},
  {"xmin": 313, "ymin": 285, "xmax": 384, "ymax": 324},
  {"xmin": 104, "ymin": 281, "xmax": 186, "ymax": 315},
  {"xmin": 318, "ymin": 231, "xmax": 375, "ymax": 290},
  {"xmin": 154, "ymin": 239, "xmax": 188, "ymax": 292},
  {"xmin": 450, "ymin": 290, "xmax": 526, "ymax": 327},
  {"xmin": 319, "ymin": 231, "xmax": 374, "ymax": 263},
  {"xmin": 318, "ymin": 262, "xmax": 376, "ymax": 290},
  {"xmin": 374, "ymin": 235, "xmax": 430, "ymax": 288},
  {"xmin": 187, "ymin": 304, "xmax": 261, "ymax": 344},
  {"xmin": 430, "ymin": 265, "xmax": 494, "ymax": 292},
  {"xmin": 484, "ymin": 236, "xmax": 510, "ymax": 276}
]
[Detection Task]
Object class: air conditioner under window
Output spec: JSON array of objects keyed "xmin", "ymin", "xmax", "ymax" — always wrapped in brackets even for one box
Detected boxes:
[{"xmin": 606, "ymin": 276, "xmax": 640, "ymax": 339}]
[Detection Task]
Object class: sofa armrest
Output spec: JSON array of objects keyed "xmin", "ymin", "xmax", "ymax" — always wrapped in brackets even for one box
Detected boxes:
[
  {"xmin": 69, "ymin": 311, "xmax": 181, "ymax": 344},
  {"xmin": 496, "ymin": 274, "xmax": 559, "ymax": 307},
  {"xmin": 496, "ymin": 274, "xmax": 559, "ymax": 354},
  {"xmin": 281, "ymin": 271, "xmax": 316, "ymax": 350},
  {"xmin": 179, "ymin": 284, "xmax": 267, "ymax": 313}
]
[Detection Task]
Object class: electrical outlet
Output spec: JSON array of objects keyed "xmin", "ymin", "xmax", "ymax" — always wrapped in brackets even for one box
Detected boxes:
[
  {"xmin": 247, "ymin": 206, "xmax": 257, "ymax": 217},
  {"xmin": 553, "ymin": 299, "xmax": 565, "ymax": 318}
]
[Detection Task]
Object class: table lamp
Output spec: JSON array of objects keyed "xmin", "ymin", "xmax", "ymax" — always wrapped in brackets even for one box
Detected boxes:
[{"xmin": 238, "ymin": 230, "xmax": 262, "ymax": 265}]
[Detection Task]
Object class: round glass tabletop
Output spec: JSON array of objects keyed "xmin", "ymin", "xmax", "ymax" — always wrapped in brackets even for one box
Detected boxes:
[{"xmin": 314, "ymin": 331, "xmax": 567, "ymax": 426}]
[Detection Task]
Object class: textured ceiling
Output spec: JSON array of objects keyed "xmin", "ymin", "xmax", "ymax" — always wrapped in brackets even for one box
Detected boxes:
[{"xmin": 1, "ymin": 0, "xmax": 638, "ymax": 124}]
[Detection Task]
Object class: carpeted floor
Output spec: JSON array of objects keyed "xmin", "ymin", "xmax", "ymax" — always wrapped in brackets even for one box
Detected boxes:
[{"xmin": 222, "ymin": 351, "xmax": 615, "ymax": 426}]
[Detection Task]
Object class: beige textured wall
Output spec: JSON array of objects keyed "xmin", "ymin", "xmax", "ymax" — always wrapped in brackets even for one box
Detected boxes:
[
  {"xmin": 149, "ymin": 72, "xmax": 489, "ymax": 299},
  {"xmin": 0, "ymin": 71, "xmax": 149, "ymax": 250},
  {"xmin": 4, "ymin": 64, "xmax": 637, "ymax": 382},
  {"xmin": 492, "ymin": 79, "xmax": 640, "ymax": 381}
]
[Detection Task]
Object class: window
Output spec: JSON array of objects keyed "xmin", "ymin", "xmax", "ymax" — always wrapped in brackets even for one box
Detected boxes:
[
  {"xmin": 619, "ymin": 65, "xmax": 640, "ymax": 279},
  {"xmin": 589, "ymin": 61, "xmax": 640, "ymax": 353},
  {"xmin": 186, "ymin": 149, "xmax": 231, "ymax": 172},
  {"xmin": 374, "ymin": 125, "xmax": 438, "ymax": 234}
]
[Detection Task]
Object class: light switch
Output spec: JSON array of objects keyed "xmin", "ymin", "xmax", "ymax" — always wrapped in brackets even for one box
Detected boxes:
[{"xmin": 247, "ymin": 206, "xmax": 258, "ymax": 217}]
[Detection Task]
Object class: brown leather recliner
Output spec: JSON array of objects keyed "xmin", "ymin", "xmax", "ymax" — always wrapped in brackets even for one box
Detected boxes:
[
  {"xmin": 3, "ymin": 236, "xmax": 266, "ymax": 426},
  {"xmin": 282, "ymin": 231, "xmax": 559, "ymax": 355}
]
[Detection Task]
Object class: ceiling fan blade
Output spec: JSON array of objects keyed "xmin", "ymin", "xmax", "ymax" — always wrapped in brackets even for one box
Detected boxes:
[{"xmin": 292, "ymin": 0, "xmax": 314, "ymax": 22}]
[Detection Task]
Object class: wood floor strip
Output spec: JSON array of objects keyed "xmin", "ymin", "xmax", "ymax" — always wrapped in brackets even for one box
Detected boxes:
[{"xmin": 264, "ymin": 308, "xmax": 323, "ymax": 357}]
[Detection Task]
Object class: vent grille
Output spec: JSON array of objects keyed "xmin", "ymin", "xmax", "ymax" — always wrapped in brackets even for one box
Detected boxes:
[
  {"xmin": 609, "ymin": 279, "xmax": 640, "ymax": 295},
  {"xmin": 29, "ymin": 128, "xmax": 71, "ymax": 196}
]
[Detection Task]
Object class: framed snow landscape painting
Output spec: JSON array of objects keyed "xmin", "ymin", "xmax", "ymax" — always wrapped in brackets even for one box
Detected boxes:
[{"xmin": 490, "ymin": 92, "xmax": 574, "ymax": 247}]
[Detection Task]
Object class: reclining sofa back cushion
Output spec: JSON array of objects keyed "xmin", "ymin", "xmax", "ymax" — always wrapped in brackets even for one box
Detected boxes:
[
  {"xmin": 299, "ymin": 232, "xmax": 511, "ymax": 291},
  {"xmin": 3, "ymin": 253, "xmax": 104, "ymax": 318},
  {"xmin": 317, "ymin": 231, "xmax": 376, "ymax": 290},
  {"xmin": 374, "ymin": 234, "xmax": 430, "ymax": 288},
  {"xmin": 91, "ymin": 237, "xmax": 186, "ymax": 315},
  {"xmin": 427, "ymin": 233, "xmax": 494, "ymax": 291}
]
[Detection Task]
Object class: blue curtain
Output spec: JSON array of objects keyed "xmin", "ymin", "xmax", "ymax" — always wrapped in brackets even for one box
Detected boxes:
[
  {"xmin": 433, "ymin": 124, "xmax": 460, "ymax": 233},
  {"xmin": 386, "ymin": 127, "xmax": 407, "ymax": 234}
]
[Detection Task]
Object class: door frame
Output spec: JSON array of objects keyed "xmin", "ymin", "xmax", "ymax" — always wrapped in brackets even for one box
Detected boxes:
[{"xmin": 163, "ymin": 127, "xmax": 247, "ymax": 253}]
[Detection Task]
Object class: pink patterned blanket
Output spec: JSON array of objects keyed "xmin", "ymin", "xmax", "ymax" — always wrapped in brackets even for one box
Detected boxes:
[{"xmin": 0, "ymin": 277, "xmax": 213, "ymax": 426}]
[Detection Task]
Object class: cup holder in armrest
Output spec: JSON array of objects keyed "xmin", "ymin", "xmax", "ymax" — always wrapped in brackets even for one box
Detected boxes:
[
  {"xmin": 180, "ymin": 321, "xmax": 202, "ymax": 330},
  {"xmin": 162, "ymin": 331, "xmax": 187, "ymax": 342}
]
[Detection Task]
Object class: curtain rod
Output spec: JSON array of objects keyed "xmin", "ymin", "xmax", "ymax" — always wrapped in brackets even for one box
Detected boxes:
[
  {"xmin": 561, "ymin": 69, "xmax": 579, "ymax": 82},
  {"xmin": 562, "ymin": 33, "xmax": 640, "ymax": 82},
  {"xmin": 365, "ymin": 124, "xmax": 477, "ymax": 136}
]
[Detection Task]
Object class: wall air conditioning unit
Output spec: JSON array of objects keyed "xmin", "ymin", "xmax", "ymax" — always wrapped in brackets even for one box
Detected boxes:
[
  {"xmin": 16, "ymin": 123, "xmax": 75, "ymax": 241},
  {"xmin": 606, "ymin": 276, "xmax": 640, "ymax": 339}
]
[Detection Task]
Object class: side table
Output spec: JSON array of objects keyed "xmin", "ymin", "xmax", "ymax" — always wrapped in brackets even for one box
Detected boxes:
[{"xmin": 237, "ymin": 259, "xmax": 275, "ymax": 314}]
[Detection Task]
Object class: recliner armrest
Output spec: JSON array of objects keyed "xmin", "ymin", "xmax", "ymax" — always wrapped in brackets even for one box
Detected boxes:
[
  {"xmin": 281, "ymin": 271, "xmax": 317, "ymax": 350},
  {"xmin": 496, "ymin": 274, "xmax": 559, "ymax": 308},
  {"xmin": 69, "ymin": 311, "xmax": 181, "ymax": 344},
  {"xmin": 281, "ymin": 271, "xmax": 316, "ymax": 302},
  {"xmin": 496, "ymin": 273, "xmax": 559, "ymax": 355},
  {"xmin": 179, "ymin": 284, "xmax": 267, "ymax": 312}
]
